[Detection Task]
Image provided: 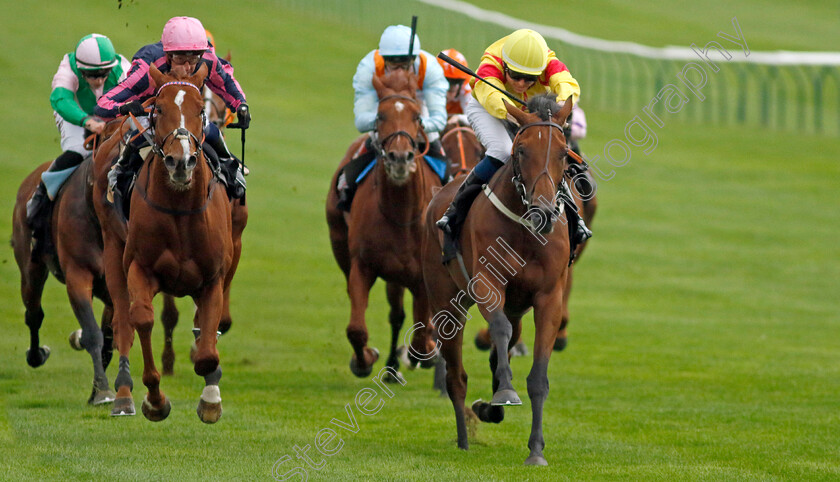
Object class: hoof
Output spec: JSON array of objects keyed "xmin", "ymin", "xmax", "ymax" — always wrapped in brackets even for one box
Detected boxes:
[
  {"xmin": 474, "ymin": 329, "xmax": 492, "ymax": 351},
  {"xmin": 141, "ymin": 395, "xmax": 171, "ymax": 422},
  {"xmin": 349, "ymin": 347, "xmax": 379, "ymax": 378},
  {"xmin": 524, "ymin": 454, "xmax": 548, "ymax": 466},
  {"xmin": 382, "ymin": 368, "xmax": 404, "ymax": 384},
  {"xmin": 472, "ymin": 399, "xmax": 505, "ymax": 423},
  {"xmin": 509, "ymin": 340, "xmax": 528, "ymax": 357},
  {"xmin": 88, "ymin": 386, "xmax": 116, "ymax": 406},
  {"xmin": 490, "ymin": 388, "xmax": 522, "ymax": 406},
  {"xmin": 26, "ymin": 346, "xmax": 50, "ymax": 368},
  {"xmin": 197, "ymin": 399, "xmax": 223, "ymax": 424},
  {"xmin": 218, "ymin": 318, "xmax": 232, "ymax": 335},
  {"xmin": 396, "ymin": 345, "xmax": 419, "ymax": 370},
  {"xmin": 553, "ymin": 336, "xmax": 567, "ymax": 352},
  {"xmin": 69, "ymin": 329, "xmax": 84, "ymax": 351},
  {"xmin": 110, "ymin": 396, "xmax": 135, "ymax": 416}
]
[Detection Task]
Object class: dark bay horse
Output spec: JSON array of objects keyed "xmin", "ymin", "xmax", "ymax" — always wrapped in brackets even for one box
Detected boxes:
[
  {"xmin": 326, "ymin": 69, "xmax": 440, "ymax": 379},
  {"xmin": 441, "ymin": 117, "xmax": 483, "ymax": 178},
  {"xmin": 421, "ymin": 94, "xmax": 575, "ymax": 465},
  {"xmin": 11, "ymin": 132, "xmax": 120, "ymax": 405},
  {"xmin": 93, "ymin": 64, "xmax": 233, "ymax": 422}
]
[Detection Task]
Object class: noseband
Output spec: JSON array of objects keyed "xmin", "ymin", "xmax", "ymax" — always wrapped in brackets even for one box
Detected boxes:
[{"xmin": 509, "ymin": 120, "xmax": 569, "ymax": 209}]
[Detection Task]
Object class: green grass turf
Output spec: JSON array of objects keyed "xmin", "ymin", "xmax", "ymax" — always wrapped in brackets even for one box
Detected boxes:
[{"xmin": 0, "ymin": 0, "xmax": 838, "ymax": 480}]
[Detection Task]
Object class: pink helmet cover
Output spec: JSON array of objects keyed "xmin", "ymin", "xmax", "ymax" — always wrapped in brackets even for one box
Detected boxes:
[{"xmin": 161, "ymin": 16, "xmax": 207, "ymax": 52}]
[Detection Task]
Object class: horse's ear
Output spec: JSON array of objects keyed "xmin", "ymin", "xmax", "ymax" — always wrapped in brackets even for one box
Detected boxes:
[
  {"xmin": 149, "ymin": 64, "xmax": 165, "ymax": 92},
  {"xmin": 224, "ymin": 50, "xmax": 231, "ymax": 62},
  {"xmin": 372, "ymin": 73, "xmax": 387, "ymax": 98},
  {"xmin": 189, "ymin": 63, "xmax": 209, "ymax": 87},
  {"xmin": 554, "ymin": 96, "xmax": 574, "ymax": 125},
  {"xmin": 503, "ymin": 98, "xmax": 527, "ymax": 127}
]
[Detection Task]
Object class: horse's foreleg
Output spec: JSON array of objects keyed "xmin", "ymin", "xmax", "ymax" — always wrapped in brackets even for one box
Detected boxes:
[
  {"xmin": 21, "ymin": 258, "xmax": 49, "ymax": 368},
  {"xmin": 346, "ymin": 262, "xmax": 378, "ymax": 377},
  {"xmin": 193, "ymin": 278, "xmax": 225, "ymax": 423},
  {"xmin": 126, "ymin": 263, "xmax": 169, "ymax": 422},
  {"xmin": 384, "ymin": 283, "xmax": 405, "ymax": 375},
  {"xmin": 65, "ymin": 267, "xmax": 114, "ymax": 405},
  {"xmin": 525, "ymin": 291, "xmax": 565, "ymax": 466},
  {"xmin": 160, "ymin": 294, "xmax": 179, "ymax": 375},
  {"xmin": 103, "ymin": 235, "xmax": 135, "ymax": 416}
]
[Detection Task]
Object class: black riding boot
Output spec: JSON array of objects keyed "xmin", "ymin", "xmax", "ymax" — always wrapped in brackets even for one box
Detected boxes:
[
  {"xmin": 435, "ymin": 170, "xmax": 487, "ymax": 263},
  {"xmin": 108, "ymin": 140, "xmax": 144, "ymax": 198},
  {"xmin": 206, "ymin": 135, "xmax": 246, "ymax": 200},
  {"xmin": 337, "ymin": 136, "xmax": 376, "ymax": 212}
]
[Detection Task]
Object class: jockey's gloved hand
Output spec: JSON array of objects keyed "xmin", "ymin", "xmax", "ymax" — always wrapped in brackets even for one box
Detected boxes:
[
  {"xmin": 119, "ymin": 101, "xmax": 145, "ymax": 117},
  {"xmin": 237, "ymin": 103, "xmax": 250, "ymax": 129}
]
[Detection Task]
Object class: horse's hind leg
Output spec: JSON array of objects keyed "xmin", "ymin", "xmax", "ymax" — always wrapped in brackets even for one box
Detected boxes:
[
  {"xmin": 555, "ymin": 268, "xmax": 572, "ymax": 352},
  {"xmin": 126, "ymin": 264, "xmax": 170, "ymax": 422},
  {"xmin": 65, "ymin": 267, "xmax": 115, "ymax": 405},
  {"xmin": 441, "ymin": 327, "xmax": 469, "ymax": 450},
  {"xmin": 219, "ymin": 199, "xmax": 247, "ymax": 335},
  {"xmin": 160, "ymin": 294, "xmax": 178, "ymax": 375},
  {"xmin": 384, "ymin": 283, "xmax": 405, "ymax": 378},
  {"xmin": 474, "ymin": 316, "xmax": 522, "ymax": 423},
  {"xmin": 484, "ymin": 310, "xmax": 521, "ymax": 406},
  {"xmin": 21, "ymin": 259, "xmax": 50, "ymax": 368}
]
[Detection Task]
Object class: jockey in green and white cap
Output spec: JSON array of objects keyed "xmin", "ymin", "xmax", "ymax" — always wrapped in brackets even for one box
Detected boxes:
[{"xmin": 26, "ymin": 33, "xmax": 130, "ymax": 237}]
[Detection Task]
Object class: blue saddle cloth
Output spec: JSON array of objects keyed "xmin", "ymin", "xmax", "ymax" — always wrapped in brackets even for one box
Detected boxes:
[{"xmin": 356, "ymin": 156, "xmax": 449, "ymax": 185}]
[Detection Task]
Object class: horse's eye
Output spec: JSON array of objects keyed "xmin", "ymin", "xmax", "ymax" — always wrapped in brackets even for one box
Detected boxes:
[{"xmin": 156, "ymin": 106, "xmax": 162, "ymax": 114}]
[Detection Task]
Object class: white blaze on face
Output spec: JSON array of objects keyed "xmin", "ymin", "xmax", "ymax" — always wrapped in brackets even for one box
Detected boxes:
[
  {"xmin": 538, "ymin": 131, "xmax": 542, "ymax": 140},
  {"xmin": 173, "ymin": 89, "xmax": 190, "ymax": 158},
  {"xmin": 395, "ymin": 101, "xmax": 405, "ymax": 112}
]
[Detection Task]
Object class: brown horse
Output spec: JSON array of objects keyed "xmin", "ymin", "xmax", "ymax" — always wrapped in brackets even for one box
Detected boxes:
[
  {"xmin": 441, "ymin": 117, "xmax": 483, "ymax": 178},
  {"xmin": 11, "ymin": 131, "xmax": 120, "ymax": 405},
  {"xmin": 474, "ymin": 151, "xmax": 598, "ymax": 353},
  {"xmin": 326, "ymin": 69, "xmax": 440, "ymax": 379},
  {"xmin": 421, "ymin": 94, "xmax": 575, "ymax": 465},
  {"xmin": 93, "ymin": 64, "xmax": 233, "ymax": 422},
  {"xmin": 159, "ymin": 85, "xmax": 249, "ymax": 376}
]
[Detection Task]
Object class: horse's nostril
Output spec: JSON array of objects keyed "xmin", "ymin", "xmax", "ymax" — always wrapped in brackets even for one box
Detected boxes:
[
  {"xmin": 187, "ymin": 155, "xmax": 197, "ymax": 168},
  {"xmin": 164, "ymin": 155, "xmax": 175, "ymax": 168}
]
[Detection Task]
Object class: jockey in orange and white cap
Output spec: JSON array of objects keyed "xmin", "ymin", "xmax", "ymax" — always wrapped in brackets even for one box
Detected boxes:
[{"xmin": 436, "ymin": 48, "xmax": 472, "ymax": 119}]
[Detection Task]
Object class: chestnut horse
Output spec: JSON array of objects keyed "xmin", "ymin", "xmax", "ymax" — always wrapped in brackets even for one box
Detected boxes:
[
  {"xmin": 93, "ymin": 64, "xmax": 233, "ymax": 422},
  {"xmin": 440, "ymin": 117, "xmax": 483, "ymax": 178},
  {"xmin": 159, "ymin": 85, "xmax": 248, "ymax": 376},
  {"xmin": 11, "ymin": 132, "xmax": 120, "ymax": 405},
  {"xmin": 422, "ymin": 94, "xmax": 575, "ymax": 465},
  {"xmin": 326, "ymin": 69, "xmax": 439, "ymax": 379}
]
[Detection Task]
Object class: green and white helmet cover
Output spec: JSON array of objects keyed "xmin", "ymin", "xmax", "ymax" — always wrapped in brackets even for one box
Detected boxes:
[{"xmin": 74, "ymin": 33, "xmax": 118, "ymax": 70}]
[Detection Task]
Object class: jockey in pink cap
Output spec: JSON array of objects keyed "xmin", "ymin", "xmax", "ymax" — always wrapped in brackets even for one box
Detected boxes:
[{"xmin": 96, "ymin": 16, "xmax": 250, "ymax": 201}]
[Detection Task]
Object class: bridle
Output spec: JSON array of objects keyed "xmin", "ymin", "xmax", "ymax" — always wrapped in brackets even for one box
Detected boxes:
[
  {"xmin": 371, "ymin": 93, "xmax": 428, "ymax": 227},
  {"xmin": 133, "ymin": 80, "xmax": 218, "ymax": 216},
  {"xmin": 441, "ymin": 126, "xmax": 476, "ymax": 174},
  {"xmin": 509, "ymin": 120, "xmax": 568, "ymax": 211},
  {"xmin": 149, "ymin": 81, "xmax": 206, "ymax": 160},
  {"xmin": 370, "ymin": 94, "xmax": 429, "ymax": 159}
]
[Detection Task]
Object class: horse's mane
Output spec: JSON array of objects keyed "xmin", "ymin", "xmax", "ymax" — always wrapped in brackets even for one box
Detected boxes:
[
  {"xmin": 379, "ymin": 69, "xmax": 417, "ymax": 98},
  {"xmin": 526, "ymin": 94, "xmax": 561, "ymax": 121}
]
